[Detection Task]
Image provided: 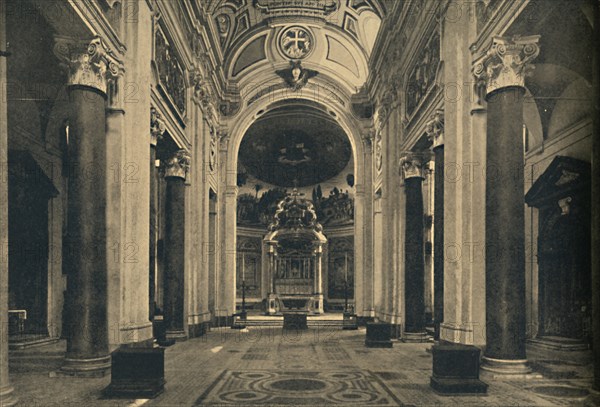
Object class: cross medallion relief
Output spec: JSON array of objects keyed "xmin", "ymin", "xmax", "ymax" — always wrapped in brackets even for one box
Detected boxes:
[{"xmin": 280, "ymin": 26, "xmax": 314, "ymax": 59}]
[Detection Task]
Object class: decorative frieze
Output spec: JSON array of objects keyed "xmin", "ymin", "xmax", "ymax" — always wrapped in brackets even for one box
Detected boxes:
[
  {"xmin": 472, "ymin": 35, "xmax": 540, "ymax": 96},
  {"xmin": 406, "ymin": 31, "xmax": 440, "ymax": 117},
  {"xmin": 254, "ymin": 0, "xmax": 337, "ymax": 17},
  {"xmin": 164, "ymin": 149, "xmax": 191, "ymax": 180},
  {"xmin": 426, "ymin": 109, "xmax": 444, "ymax": 149},
  {"xmin": 399, "ymin": 152, "xmax": 429, "ymax": 180},
  {"xmin": 150, "ymin": 107, "xmax": 166, "ymax": 147},
  {"xmin": 53, "ymin": 36, "xmax": 123, "ymax": 95},
  {"xmin": 155, "ymin": 28, "xmax": 186, "ymax": 115}
]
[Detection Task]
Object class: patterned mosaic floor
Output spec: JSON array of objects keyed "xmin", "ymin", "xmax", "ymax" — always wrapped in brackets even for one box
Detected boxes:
[
  {"xmin": 195, "ymin": 369, "xmax": 402, "ymax": 405},
  {"xmin": 7, "ymin": 325, "xmax": 597, "ymax": 406}
]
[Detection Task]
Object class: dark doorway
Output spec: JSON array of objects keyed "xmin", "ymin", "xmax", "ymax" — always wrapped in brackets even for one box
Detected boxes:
[
  {"xmin": 8, "ymin": 151, "xmax": 58, "ymax": 336},
  {"xmin": 526, "ymin": 156, "xmax": 592, "ymax": 343}
]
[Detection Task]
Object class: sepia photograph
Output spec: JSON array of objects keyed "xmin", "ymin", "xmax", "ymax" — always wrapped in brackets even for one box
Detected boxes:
[{"xmin": 0, "ymin": 0, "xmax": 599, "ymax": 405}]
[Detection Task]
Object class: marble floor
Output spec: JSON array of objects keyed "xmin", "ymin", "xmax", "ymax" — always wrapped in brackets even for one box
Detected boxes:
[{"xmin": 7, "ymin": 326, "xmax": 595, "ymax": 406}]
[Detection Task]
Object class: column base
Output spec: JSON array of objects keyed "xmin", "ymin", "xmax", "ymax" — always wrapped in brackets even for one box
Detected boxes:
[
  {"xmin": 402, "ymin": 331, "xmax": 429, "ymax": 343},
  {"xmin": 0, "ymin": 384, "xmax": 17, "ymax": 407},
  {"xmin": 55, "ymin": 355, "xmax": 111, "ymax": 377},
  {"xmin": 165, "ymin": 330, "xmax": 187, "ymax": 342},
  {"xmin": 480, "ymin": 356, "xmax": 539, "ymax": 379}
]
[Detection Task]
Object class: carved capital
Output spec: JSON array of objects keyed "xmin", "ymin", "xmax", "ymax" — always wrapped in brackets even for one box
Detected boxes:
[
  {"xmin": 164, "ymin": 149, "xmax": 191, "ymax": 180},
  {"xmin": 150, "ymin": 107, "xmax": 166, "ymax": 147},
  {"xmin": 362, "ymin": 130, "xmax": 375, "ymax": 149},
  {"xmin": 473, "ymin": 35, "xmax": 540, "ymax": 95},
  {"xmin": 54, "ymin": 35, "xmax": 123, "ymax": 94},
  {"xmin": 426, "ymin": 109, "xmax": 444, "ymax": 149},
  {"xmin": 399, "ymin": 152, "xmax": 429, "ymax": 180}
]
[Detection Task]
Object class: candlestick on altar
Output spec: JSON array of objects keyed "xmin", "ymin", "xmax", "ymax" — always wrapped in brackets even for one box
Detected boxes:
[
  {"xmin": 241, "ymin": 254, "xmax": 245, "ymax": 282},
  {"xmin": 344, "ymin": 253, "xmax": 348, "ymax": 282},
  {"xmin": 344, "ymin": 253, "xmax": 349, "ymax": 312},
  {"xmin": 241, "ymin": 253, "xmax": 246, "ymax": 316}
]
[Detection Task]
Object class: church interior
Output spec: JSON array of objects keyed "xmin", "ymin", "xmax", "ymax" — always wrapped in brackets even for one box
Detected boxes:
[{"xmin": 0, "ymin": 0, "xmax": 599, "ymax": 406}]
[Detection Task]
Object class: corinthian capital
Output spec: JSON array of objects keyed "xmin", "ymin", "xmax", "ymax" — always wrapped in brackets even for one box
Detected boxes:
[
  {"xmin": 473, "ymin": 35, "xmax": 540, "ymax": 96},
  {"xmin": 164, "ymin": 149, "xmax": 191, "ymax": 180},
  {"xmin": 150, "ymin": 107, "xmax": 166, "ymax": 147},
  {"xmin": 54, "ymin": 36, "xmax": 123, "ymax": 94},
  {"xmin": 426, "ymin": 109, "xmax": 444, "ymax": 149},
  {"xmin": 399, "ymin": 152, "xmax": 428, "ymax": 180}
]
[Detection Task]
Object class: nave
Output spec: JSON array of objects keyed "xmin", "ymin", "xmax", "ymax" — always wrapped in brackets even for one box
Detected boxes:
[
  {"xmin": 8, "ymin": 327, "xmax": 595, "ymax": 406},
  {"xmin": 0, "ymin": 0, "xmax": 599, "ymax": 405}
]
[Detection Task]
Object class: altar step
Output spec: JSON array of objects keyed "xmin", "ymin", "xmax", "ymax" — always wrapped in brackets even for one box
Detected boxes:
[{"xmin": 243, "ymin": 315, "xmax": 345, "ymax": 328}]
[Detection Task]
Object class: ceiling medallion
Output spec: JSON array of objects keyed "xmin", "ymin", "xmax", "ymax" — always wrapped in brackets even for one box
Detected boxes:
[{"xmin": 279, "ymin": 26, "xmax": 314, "ymax": 59}]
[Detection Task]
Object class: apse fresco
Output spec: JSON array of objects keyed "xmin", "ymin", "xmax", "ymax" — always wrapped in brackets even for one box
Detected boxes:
[
  {"xmin": 237, "ymin": 185, "xmax": 354, "ymax": 226},
  {"xmin": 238, "ymin": 106, "xmax": 352, "ymax": 188}
]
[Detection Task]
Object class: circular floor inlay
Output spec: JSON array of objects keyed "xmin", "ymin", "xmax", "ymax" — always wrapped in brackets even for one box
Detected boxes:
[
  {"xmin": 532, "ymin": 386, "xmax": 589, "ymax": 398},
  {"xmin": 270, "ymin": 378, "xmax": 327, "ymax": 392},
  {"xmin": 235, "ymin": 392, "xmax": 259, "ymax": 399}
]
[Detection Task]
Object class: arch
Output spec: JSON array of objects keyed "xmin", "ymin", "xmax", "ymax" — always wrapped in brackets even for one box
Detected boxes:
[
  {"xmin": 217, "ymin": 89, "xmax": 371, "ymax": 317},
  {"xmin": 225, "ymin": 92, "xmax": 366, "ymax": 185}
]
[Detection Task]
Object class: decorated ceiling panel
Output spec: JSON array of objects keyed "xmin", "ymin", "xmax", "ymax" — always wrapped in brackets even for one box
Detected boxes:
[{"xmin": 209, "ymin": 0, "xmax": 384, "ymax": 86}]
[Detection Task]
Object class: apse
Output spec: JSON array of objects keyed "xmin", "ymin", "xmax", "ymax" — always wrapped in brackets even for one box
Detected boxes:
[{"xmin": 238, "ymin": 105, "xmax": 352, "ymax": 188}]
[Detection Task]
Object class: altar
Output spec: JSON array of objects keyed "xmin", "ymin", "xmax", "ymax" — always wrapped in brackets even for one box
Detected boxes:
[{"xmin": 263, "ymin": 189, "xmax": 326, "ymax": 314}]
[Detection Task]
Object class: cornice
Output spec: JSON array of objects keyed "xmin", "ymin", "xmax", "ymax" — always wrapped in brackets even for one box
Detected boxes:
[
  {"xmin": 470, "ymin": 0, "xmax": 531, "ymax": 56},
  {"xmin": 369, "ymin": 0, "xmax": 445, "ymax": 103},
  {"xmin": 68, "ymin": 0, "xmax": 127, "ymax": 55},
  {"xmin": 401, "ymin": 91, "xmax": 444, "ymax": 152},
  {"xmin": 151, "ymin": 87, "xmax": 191, "ymax": 150}
]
